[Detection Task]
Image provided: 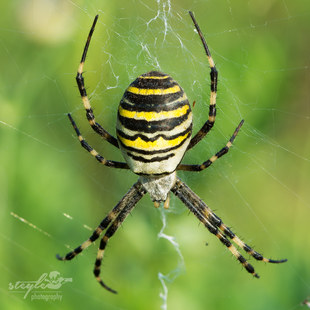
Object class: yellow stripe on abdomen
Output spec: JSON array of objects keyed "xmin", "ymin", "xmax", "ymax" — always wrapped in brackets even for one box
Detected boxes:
[
  {"xmin": 118, "ymin": 105, "xmax": 189, "ymax": 122},
  {"xmin": 127, "ymin": 85, "xmax": 181, "ymax": 95},
  {"xmin": 139, "ymin": 75, "xmax": 170, "ymax": 80},
  {"xmin": 118, "ymin": 132, "xmax": 190, "ymax": 150}
]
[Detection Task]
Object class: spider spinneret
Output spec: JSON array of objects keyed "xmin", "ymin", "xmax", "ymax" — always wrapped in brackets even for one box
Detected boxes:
[{"xmin": 57, "ymin": 11, "xmax": 287, "ymax": 294}]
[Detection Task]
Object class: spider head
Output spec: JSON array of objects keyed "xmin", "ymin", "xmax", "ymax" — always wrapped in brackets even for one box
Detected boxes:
[{"xmin": 139, "ymin": 172, "xmax": 176, "ymax": 203}]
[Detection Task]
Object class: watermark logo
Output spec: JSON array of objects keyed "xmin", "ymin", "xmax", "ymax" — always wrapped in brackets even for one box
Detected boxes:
[{"xmin": 8, "ymin": 271, "xmax": 72, "ymax": 301}]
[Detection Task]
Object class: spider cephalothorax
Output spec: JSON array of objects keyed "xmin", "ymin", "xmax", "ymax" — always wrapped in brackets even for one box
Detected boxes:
[{"xmin": 57, "ymin": 12, "xmax": 286, "ymax": 293}]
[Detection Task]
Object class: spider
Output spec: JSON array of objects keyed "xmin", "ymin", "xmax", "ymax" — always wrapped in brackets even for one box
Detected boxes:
[{"xmin": 57, "ymin": 11, "xmax": 287, "ymax": 293}]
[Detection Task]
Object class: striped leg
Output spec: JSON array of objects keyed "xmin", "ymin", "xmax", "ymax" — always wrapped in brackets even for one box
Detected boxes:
[
  {"xmin": 171, "ymin": 178, "xmax": 287, "ymax": 278},
  {"xmin": 187, "ymin": 11, "xmax": 218, "ymax": 150},
  {"xmin": 215, "ymin": 223, "xmax": 287, "ymax": 264},
  {"xmin": 76, "ymin": 15, "xmax": 119, "ymax": 148},
  {"xmin": 68, "ymin": 113, "xmax": 129, "ymax": 169},
  {"xmin": 177, "ymin": 120, "xmax": 243, "ymax": 171},
  {"xmin": 93, "ymin": 182, "xmax": 146, "ymax": 293},
  {"xmin": 56, "ymin": 182, "xmax": 144, "ymax": 262}
]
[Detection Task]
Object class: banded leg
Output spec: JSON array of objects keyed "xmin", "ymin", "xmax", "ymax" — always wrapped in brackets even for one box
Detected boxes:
[
  {"xmin": 68, "ymin": 113, "xmax": 129, "ymax": 169},
  {"xmin": 215, "ymin": 222, "xmax": 287, "ymax": 264},
  {"xmin": 76, "ymin": 15, "xmax": 119, "ymax": 148},
  {"xmin": 94, "ymin": 182, "xmax": 146, "ymax": 293},
  {"xmin": 177, "ymin": 120, "xmax": 243, "ymax": 171},
  {"xmin": 187, "ymin": 11, "xmax": 218, "ymax": 150},
  {"xmin": 56, "ymin": 181, "xmax": 144, "ymax": 261},
  {"xmin": 171, "ymin": 178, "xmax": 287, "ymax": 278}
]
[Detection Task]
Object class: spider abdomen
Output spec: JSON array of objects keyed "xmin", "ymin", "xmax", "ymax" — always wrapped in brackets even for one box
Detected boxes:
[{"xmin": 117, "ymin": 71, "xmax": 192, "ymax": 175}]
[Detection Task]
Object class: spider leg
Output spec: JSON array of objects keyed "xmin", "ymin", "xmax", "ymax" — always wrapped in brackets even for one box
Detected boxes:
[
  {"xmin": 173, "ymin": 178, "xmax": 287, "ymax": 264},
  {"xmin": 68, "ymin": 113, "xmax": 129, "ymax": 169},
  {"xmin": 171, "ymin": 177, "xmax": 287, "ymax": 278},
  {"xmin": 177, "ymin": 120, "xmax": 243, "ymax": 171},
  {"xmin": 57, "ymin": 182, "xmax": 145, "ymax": 263},
  {"xmin": 93, "ymin": 181, "xmax": 146, "ymax": 293},
  {"xmin": 76, "ymin": 15, "xmax": 119, "ymax": 148},
  {"xmin": 187, "ymin": 11, "xmax": 218, "ymax": 150},
  {"xmin": 215, "ymin": 222, "xmax": 287, "ymax": 263}
]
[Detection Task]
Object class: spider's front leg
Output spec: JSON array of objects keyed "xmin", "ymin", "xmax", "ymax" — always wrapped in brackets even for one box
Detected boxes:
[
  {"xmin": 93, "ymin": 197, "xmax": 143, "ymax": 293},
  {"xmin": 56, "ymin": 183, "xmax": 141, "ymax": 261},
  {"xmin": 57, "ymin": 182, "xmax": 146, "ymax": 293},
  {"xmin": 171, "ymin": 177, "xmax": 287, "ymax": 278}
]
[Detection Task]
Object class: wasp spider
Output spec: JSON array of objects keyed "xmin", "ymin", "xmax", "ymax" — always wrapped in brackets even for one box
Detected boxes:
[{"xmin": 57, "ymin": 12, "xmax": 287, "ymax": 293}]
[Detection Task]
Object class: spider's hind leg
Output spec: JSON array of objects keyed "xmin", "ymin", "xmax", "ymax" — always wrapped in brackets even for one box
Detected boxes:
[
  {"xmin": 75, "ymin": 15, "xmax": 119, "ymax": 148},
  {"xmin": 187, "ymin": 11, "xmax": 218, "ymax": 150},
  {"xmin": 178, "ymin": 120, "xmax": 244, "ymax": 172},
  {"xmin": 68, "ymin": 113, "xmax": 129, "ymax": 169}
]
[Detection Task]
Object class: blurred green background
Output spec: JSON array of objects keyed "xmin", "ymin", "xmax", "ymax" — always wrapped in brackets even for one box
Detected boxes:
[{"xmin": 1, "ymin": 0, "xmax": 310, "ymax": 309}]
